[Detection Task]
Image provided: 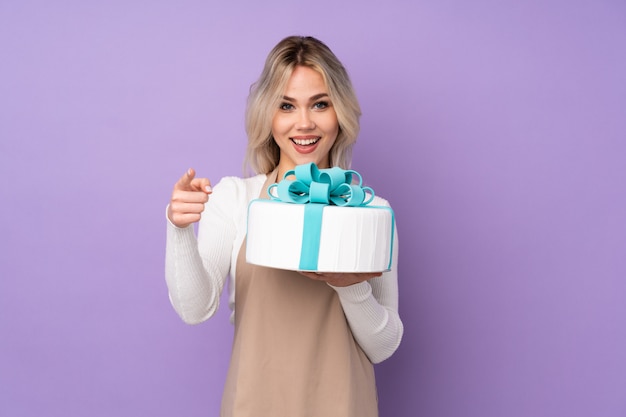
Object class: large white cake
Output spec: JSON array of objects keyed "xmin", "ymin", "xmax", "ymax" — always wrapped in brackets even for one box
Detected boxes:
[{"xmin": 246, "ymin": 199, "xmax": 395, "ymax": 273}]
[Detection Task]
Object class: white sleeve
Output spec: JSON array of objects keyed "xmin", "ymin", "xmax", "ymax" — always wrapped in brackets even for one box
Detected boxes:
[
  {"xmin": 331, "ymin": 219, "xmax": 403, "ymax": 364},
  {"xmin": 164, "ymin": 178, "xmax": 238, "ymax": 324}
]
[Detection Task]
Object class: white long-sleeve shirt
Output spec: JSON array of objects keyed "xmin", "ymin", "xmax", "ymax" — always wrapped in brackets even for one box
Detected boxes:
[{"xmin": 165, "ymin": 173, "xmax": 403, "ymax": 363}]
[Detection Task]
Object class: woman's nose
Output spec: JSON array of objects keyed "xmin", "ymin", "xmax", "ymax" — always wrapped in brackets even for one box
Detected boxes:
[{"xmin": 297, "ymin": 110, "xmax": 315, "ymax": 129}]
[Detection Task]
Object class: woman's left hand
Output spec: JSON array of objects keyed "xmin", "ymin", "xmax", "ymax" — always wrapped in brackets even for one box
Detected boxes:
[{"xmin": 298, "ymin": 271, "xmax": 382, "ymax": 287}]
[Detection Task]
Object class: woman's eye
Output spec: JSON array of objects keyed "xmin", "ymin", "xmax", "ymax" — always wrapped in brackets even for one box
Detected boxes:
[
  {"xmin": 313, "ymin": 101, "xmax": 329, "ymax": 110},
  {"xmin": 279, "ymin": 102, "xmax": 294, "ymax": 111}
]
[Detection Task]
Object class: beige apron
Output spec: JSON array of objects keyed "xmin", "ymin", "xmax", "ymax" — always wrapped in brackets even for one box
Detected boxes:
[{"xmin": 220, "ymin": 172, "xmax": 378, "ymax": 417}]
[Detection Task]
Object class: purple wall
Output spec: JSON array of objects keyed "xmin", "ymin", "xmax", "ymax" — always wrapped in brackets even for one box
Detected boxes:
[{"xmin": 2, "ymin": 1, "xmax": 625, "ymax": 416}]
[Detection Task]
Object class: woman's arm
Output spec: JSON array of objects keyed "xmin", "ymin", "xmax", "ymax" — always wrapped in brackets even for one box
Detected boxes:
[
  {"xmin": 299, "ymin": 228, "xmax": 402, "ymax": 363},
  {"xmin": 165, "ymin": 177, "xmax": 238, "ymax": 324},
  {"xmin": 329, "ymin": 230, "xmax": 403, "ymax": 364}
]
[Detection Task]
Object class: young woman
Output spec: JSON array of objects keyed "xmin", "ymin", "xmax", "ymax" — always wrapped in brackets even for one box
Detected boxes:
[{"xmin": 165, "ymin": 35, "xmax": 403, "ymax": 417}]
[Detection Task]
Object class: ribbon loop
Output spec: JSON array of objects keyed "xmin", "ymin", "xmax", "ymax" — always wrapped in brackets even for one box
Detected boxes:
[{"xmin": 309, "ymin": 182, "xmax": 330, "ymax": 204}]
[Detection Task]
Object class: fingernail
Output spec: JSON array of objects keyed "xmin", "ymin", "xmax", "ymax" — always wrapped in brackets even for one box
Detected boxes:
[{"xmin": 205, "ymin": 185, "xmax": 212, "ymax": 192}]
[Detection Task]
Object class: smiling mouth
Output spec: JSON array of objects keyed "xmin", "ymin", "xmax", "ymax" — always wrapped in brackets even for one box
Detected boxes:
[{"xmin": 291, "ymin": 137, "xmax": 320, "ymax": 146}]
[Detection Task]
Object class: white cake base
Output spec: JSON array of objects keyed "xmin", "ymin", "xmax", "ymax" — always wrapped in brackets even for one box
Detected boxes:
[{"xmin": 246, "ymin": 200, "xmax": 394, "ymax": 273}]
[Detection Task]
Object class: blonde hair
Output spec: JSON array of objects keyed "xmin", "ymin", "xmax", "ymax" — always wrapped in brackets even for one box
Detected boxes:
[{"xmin": 244, "ymin": 36, "xmax": 361, "ymax": 175}]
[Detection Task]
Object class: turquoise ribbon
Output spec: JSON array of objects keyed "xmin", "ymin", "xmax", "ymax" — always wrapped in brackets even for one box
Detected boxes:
[{"xmin": 267, "ymin": 163, "xmax": 375, "ymax": 270}]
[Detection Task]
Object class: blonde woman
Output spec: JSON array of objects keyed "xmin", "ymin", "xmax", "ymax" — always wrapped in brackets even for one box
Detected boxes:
[{"xmin": 165, "ymin": 36, "xmax": 403, "ymax": 417}]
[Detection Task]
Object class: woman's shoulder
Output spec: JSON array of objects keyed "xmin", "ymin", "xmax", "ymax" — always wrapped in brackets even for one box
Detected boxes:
[
  {"xmin": 215, "ymin": 173, "xmax": 266, "ymax": 188},
  {"xmin": 213, "ymin": 173, "xmax": 267, "ymax": 202}
]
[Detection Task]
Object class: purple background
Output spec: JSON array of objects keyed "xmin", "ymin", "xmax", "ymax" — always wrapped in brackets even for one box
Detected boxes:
[{"xmin": 1, "ymin": 1, "xmax": 625, "ymax": 416}]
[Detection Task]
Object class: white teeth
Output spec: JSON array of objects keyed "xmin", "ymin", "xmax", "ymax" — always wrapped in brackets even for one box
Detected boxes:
[{"xmin": 292, "ymin": 137, "xmax": 319, "ymax": 146}]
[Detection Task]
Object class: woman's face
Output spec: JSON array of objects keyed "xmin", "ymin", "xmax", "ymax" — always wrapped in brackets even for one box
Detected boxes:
[{"xmin": 272, "ymin": 65, "xmax": 339, "ymax": 175}]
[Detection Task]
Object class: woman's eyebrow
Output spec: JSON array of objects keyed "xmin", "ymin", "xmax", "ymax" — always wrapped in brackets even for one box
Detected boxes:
[
  {"xmin": 281, "ymin": 93, "xmax": 330, "ymax": 102},
  {"xmin": 309, "ymin": 93, "xmax": 329, "ymax": 101}
]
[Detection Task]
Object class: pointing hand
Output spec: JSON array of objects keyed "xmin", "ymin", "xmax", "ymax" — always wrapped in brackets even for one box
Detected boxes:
[{"xmin": 167, "ymin": 168, "xmax": 212, "ymax": 228}]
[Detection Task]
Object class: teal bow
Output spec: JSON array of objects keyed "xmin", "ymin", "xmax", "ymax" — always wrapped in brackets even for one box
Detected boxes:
[
  {"xmin": 267, "ymin": 163, "xmax": 375, "ymax": 271},
  {"xmin": 268, "ymin": 162, "xmax": 375, "ymax": 207}
]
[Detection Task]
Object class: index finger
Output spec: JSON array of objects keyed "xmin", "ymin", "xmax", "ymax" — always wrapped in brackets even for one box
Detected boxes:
[
  {"xmin": 174, "ymin": 168, "xmax": 196, "ymax": 191},
  {"xmin": 174, "ymin": 168, "xmax": 212, "ymax": 193}
]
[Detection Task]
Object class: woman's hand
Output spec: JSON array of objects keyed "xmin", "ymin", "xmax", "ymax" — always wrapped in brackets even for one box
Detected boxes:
[
  {"xmin": 298, "ymin": 271, "xmax": 382, "ymax": 287},
  {"xmin": 167, "ymin": 168, "xmax": 212, "ymax": 228}
]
